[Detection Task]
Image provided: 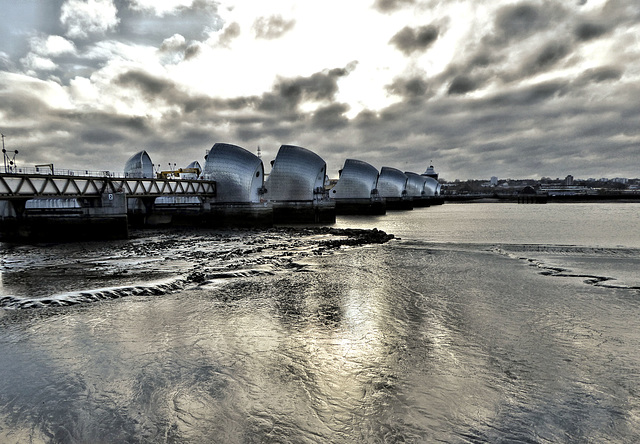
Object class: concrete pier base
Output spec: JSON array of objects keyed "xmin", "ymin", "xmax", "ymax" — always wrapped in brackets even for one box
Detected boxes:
[
  {"xmin": 206, "ymin": 203, "xmax": 273, "ymax": 227},
  {"xmin": 272, "ymin": 201, "xmax": 336, "ymax": 224},
  {"xmin": 384, "ymin": 197, "xmax": 414, "ymax": 211},
  {"xmin": 0, "ymin": 192, "xmax": 128, "ymax": 241},
  {"xmin": 334, "ymin": 198, "xmax": 386, "ymax": 215},
  {"xmin": 128, "ymin": 200, "xmax": 274, "ymax": 228},
  {"xmin": 411, "ymin": 197, "xmax": 432, "ymax": 208}
]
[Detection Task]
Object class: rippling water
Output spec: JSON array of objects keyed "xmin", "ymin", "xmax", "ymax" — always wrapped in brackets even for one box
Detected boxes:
[{"xmin": 1, "ymin": 203, "xmax": 640, "ymax": 443}]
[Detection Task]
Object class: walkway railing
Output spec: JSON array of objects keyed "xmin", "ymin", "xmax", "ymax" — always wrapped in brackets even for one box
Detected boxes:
[
  {"xmin": 9, "ymin": 166, "xmax": 148, "ymax": 179},
  {"xmin": 0, "ymin": 172, "xmax": 216, "ymax": 199}
]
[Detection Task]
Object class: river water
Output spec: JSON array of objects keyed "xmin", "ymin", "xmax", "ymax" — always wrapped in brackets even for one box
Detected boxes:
[{"xmin": 1, "ymin": 203, "xmax": 639, "ymax": 443}]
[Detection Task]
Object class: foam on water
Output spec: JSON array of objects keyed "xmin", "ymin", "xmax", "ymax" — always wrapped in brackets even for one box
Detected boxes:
[{"xmin": 0, "ymin": 227, "xmax": 392, "ymax": 310}]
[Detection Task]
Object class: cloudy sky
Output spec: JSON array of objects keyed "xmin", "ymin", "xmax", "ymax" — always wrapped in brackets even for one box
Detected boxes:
[{"xmin": 0, "ymin": 0, "xmax": 638, "ymax": 180}]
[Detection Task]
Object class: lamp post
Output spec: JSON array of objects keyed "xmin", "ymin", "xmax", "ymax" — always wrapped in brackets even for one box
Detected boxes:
[
  {"xmin": 1, "ymin": 134, "xmax": 18, "ymax": 173},
  {"xmin": 1, "ymin": 133, "xmax": 5, "ymax": 173}
]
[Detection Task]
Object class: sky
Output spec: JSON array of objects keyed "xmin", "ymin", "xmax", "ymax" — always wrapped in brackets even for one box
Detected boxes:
[{"xmin": 0, "ymin": 0, "xmax": 638, "ymax": 180}]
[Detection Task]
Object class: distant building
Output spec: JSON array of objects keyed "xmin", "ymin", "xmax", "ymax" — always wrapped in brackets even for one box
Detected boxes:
[
  {"xmin": 490, "ymin": 176, "xmax": 498, "ymax": 186},
  {"xmin": 422, "ymin": 163, "xmax": 438, "ymax": 180},
  {"xmin": 565, "ymin": 175, "xmax": 574, "ymax": 186}
]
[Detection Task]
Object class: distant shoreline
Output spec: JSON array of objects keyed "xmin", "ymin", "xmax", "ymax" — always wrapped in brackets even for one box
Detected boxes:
[{"xmin": 444, "ymin": 194, "xmax": 640, "ymax": 204}]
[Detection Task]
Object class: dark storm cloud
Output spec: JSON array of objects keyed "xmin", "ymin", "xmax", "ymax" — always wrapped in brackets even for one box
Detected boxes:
[
  {"xmin": 0, "ymin": 87, "xmax": 51, "ymax": 116},
  {"xmin": 389, "ymin": 25, "xmax": 439, "ymax": 55},
  {"xmin": 373, "ymin": 0, "xmax": 416, "ymax": 13},
  {"xmin": 79, "ymin": 127, "xmax": 126, "ymax": 145},
  {"xmin": 253, "ymin": 15, "xmax": 295, "ymax": 40},
  {"xmin": 468, "ymin": 52, "xmax": 493, "ymax": 69},
  {"xmin": 258, "ymin": 66, "xmax": 353, "ymax": 113},
  {"xmin": 518, "ymin": 41, "xmax": 571, "ymax": 77},
  {"xmin": 575, "ymin": 66, "xmax": 623, "ymax": 85},
  {"xmin": 3, "ymin": 1, "xmax": 639, "ymax": 180},
  {"xmin": 534, "ymin": 42, "xmax": 570, "ymax": 68},
  {"xmin": 488, "ymin": 1, "xmax": 571, "ymax": 54},
  {"xmin": 492, "ymin": 3, "xmax": 547, "ymax": 43},
  {"xmin": 311, "ymin": 103, "xmax": 350, "ymax": 131},
  {"xmin": 574, "ymin": 21, "xmax": 609, "ymax": 41},
  {"xmin": 115, "ymin": 70, "xmax": 180, "ymax": 99},
  {"xmin": 447, "ymin": 75, "xmax": 479, "ymax": 95},
  {"xmin": 386, "ymin": 76, "xmax": 430, "ymax": 99},
  {"xmin": 489, "ymin": 80, "xmax": 569, "ymax": 107}
]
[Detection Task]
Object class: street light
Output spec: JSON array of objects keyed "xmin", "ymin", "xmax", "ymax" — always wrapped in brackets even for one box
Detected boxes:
[{"xmin": 1, "ymin": 133, "xmax": 18, "ymax": 173}]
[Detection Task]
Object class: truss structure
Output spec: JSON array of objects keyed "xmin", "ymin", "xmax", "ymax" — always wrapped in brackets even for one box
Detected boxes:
[{"xmin": 0, "ymin": 173, "xmax": 216, "ymax": 199}]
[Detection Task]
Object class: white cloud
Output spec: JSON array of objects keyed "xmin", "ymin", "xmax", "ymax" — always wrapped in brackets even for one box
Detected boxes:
[
  {"xmin": 182, "ymin": 0, "xmax": 409, "ymax": 109},
  {"xmin": 60, "ymin": 0, "xmax": 120, "ymax": 39},
  {"xmin": 160, "ymin": 34, "xmax": 187, "ymax": 52},
  {"xmin": 21, "ymin": 53, "xmax": 58, "ymax": 72},
  {"xmin": 45, "ymin": 36, "xmax": 77, "ymax": 56},
  {"xmin": 29, "ymin": 35, "xmax": 77, "ymax": 57},
  {"xmin": 69, "ymin": 76, "xmax": 100, "ymax": 104},
  {"xmin": 129, "ymin": 0, "xmax": 198, "ymax": 16},
  {"xmin": 1, "ymin": 72, "xmax": 73, "ymax": 110}
]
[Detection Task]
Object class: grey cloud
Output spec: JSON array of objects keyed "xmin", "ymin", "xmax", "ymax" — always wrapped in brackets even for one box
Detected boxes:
[
  {"xmin": 253, "ymin": 15, "xmax": 295, "ymax": 40},
  {"xmin": 3, "ymin": 1, "xmax": 640, "ymax": 180},
  {"xmin": 311, "ymin": 103, "xmax": 350, "ymax": 131},
  {"xmin": 352, "ymin": 109, "xmax": 381, "ymax": 131},
  {"xmin": 497, "ymin": 40, "xmax": 572, "ymax": 83},
  {"xmin": 217, "ymin": 22, "xmax": 241, "ymax": 48},
  {"xmin": 115, "ymin": 70, "xmax": 179, "ymax": 99},
  {"xmin": 491, "ymin": 2, "xmax": 566, "ymax": 45},
  {"xmin": 117, "ymin": 2, "xmax": 222, "ymax": 47},
  {"xmin": 373, "ymin": 0, "xmax": 416, "ymax": 13},
  {"xmin": 529, "ymin": 41, "xmax": 570, "ymax": 70},
  {"xmin": 236, "ymin": 122, "xmax": 295, "ymax": 143},
  {"xmin": 158, "ymin": 35, "xmax": 203, "ymax": 63},
  {"xmin": 184, "ymin": 43, "xmax": 202, "ymax": 60},
  {"xmin": 79, "ymin": 127, "xmax": 126, "ymax": 145},
  {"xmin": 602, "ymin": 0, "xmax": 640, "ymax": 23},
  {"xmin": 447, "ymin": 75, "xmax": 480, "ymax": 95},
  {"xmin": 489, "ymin": 80, "xmax": 569, "ymax": 107},
  {"xmin": 575, "ymin": 66, "xmax": 623, "ymax": 85},
  {"xmin": 389, "ymin": 25, "xmax": 439, "ymax": 55},
  {"xmin": 159, "ymin": 34, "xmax": 187, "ymax": 53},
  {"xmin": 0, "ymin": 87, "xmax": 52, "ymax": 117},
  {"xmin": 259, "ymin": 66, "xmax": 353, "ymax": 113},
  {"xmin": 574, "ymin": 21, "xmax": 608, "ymax": 41},
  {"xmin": 5, "ymin": 63, "xmax": 639, "ymax": 180},
  {"xmin": 469, "ymin": 52, "xmax": 493, "ymax": 69},
  {"xmin": 493, "ymin": 3, "xmax": 542, "ymax": 42},
  {"xmin": 386, "ymin": 76, "xmax": 430, "ymax": 99},
  {"xmin": 0, "ymin": 52, "xmax": 16, "ymax": 71}
]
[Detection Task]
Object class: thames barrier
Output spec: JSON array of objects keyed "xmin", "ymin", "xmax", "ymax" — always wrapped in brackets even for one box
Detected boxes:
[{"xmin": 0, "ymin": 143, "xmax": 443, "ymax": 241}]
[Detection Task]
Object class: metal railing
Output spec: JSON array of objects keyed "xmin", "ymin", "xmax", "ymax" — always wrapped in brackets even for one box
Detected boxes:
[
  {"xmin": 9, "ymin": 166, "xmax": 143, "ymax": 179},
  {"xmin": 0, "ymin": 172, "xmax": 216, "ymax": 199}
]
